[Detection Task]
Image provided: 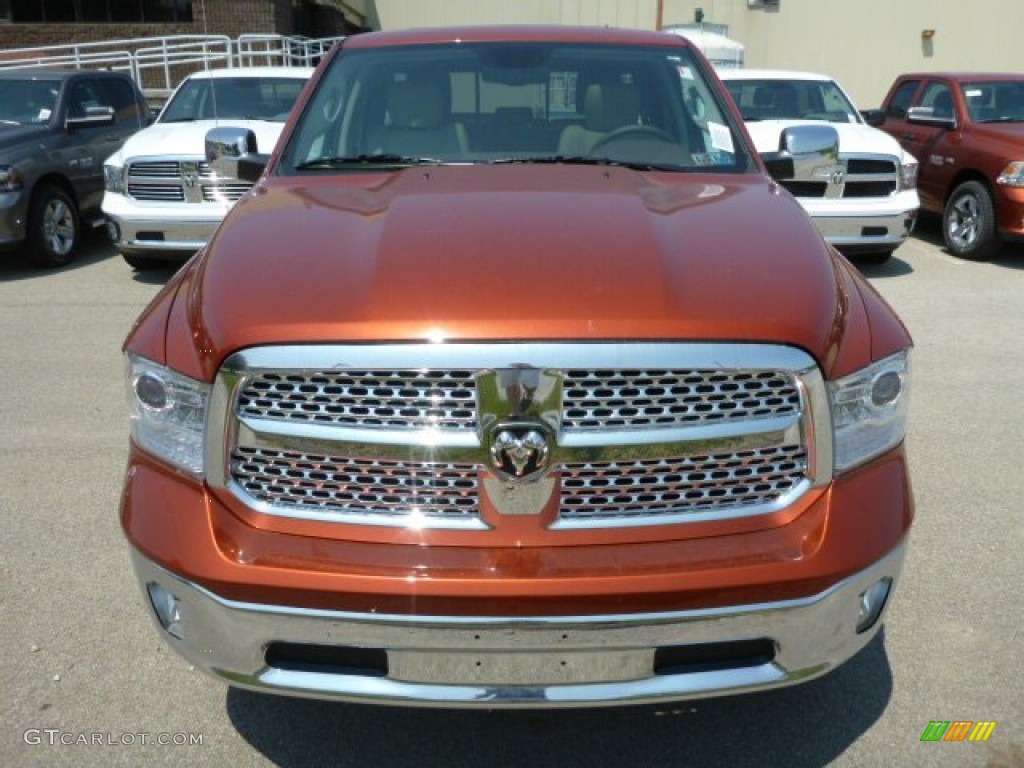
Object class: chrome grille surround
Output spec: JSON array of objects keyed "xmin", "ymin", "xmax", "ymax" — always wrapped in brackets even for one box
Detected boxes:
[
  {"xmin": 125, "ymin": 156, "xmax": 252, "ymax": 204},
  {"xmin": 206, "ymin": 344, "xmax": 832, "ymax": 530}
]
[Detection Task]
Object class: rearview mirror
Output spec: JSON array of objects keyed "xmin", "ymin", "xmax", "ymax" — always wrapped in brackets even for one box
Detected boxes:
[
  {"xmin": 760, "ymin": 124, "xmax": 840, "ymax": 183},
  {"xmin": 66, "ymin": 105, "xmax": 115, "ymax": 129},
  {"xmin": 205, "ymin": 126, "xmax": 267, "ymax": 182},
  {"xmin": 906, "ymin": 105, "xmax": 956, "ymax": 129},
  {"xmin": 860, "ymin": 109, "xmax": 885, "ymax": 127}
]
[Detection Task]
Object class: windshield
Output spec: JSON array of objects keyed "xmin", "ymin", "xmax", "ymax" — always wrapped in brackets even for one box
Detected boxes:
[
  {"xmin": 160, "ymin": 76, "xmax": 307, "ymax": 123},
  {"xmin": 960, "ymin": 80, "xmax": 1024, "ymax": 123},
  {"xmin": 282, "ymin": 42, "xmax": 749, "ymax": 173},
  {"xmin": 725, "ymin": 78, "xmax": 860, "ymax": 123},
  {"xmin": 0, "ymin": 79, "xmax": 59, "ymax": 125}
]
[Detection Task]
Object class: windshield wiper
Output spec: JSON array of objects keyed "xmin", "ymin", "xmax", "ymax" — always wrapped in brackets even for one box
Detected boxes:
[
  {"xmin": 491, "ymin": 155, "xmax": 688, "ymax": 172},
  {"xmin": 978, "ymin": 116, "xmax": 1023, "ymax": 123},
  {"xmin": 295, "ymin": 153, "xmax": 443, "ymax": 170},
  {"xmin": 160, "ymin": 117, "xmax": 198, "ymax": 123}
]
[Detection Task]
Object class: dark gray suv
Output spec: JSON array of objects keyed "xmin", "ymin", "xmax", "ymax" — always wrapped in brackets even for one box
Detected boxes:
[{"xmin": 0, "ymin": 68, "xmax": 149, "ymax": 267}]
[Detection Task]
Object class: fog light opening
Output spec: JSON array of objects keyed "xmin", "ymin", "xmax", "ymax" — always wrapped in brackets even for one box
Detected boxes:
[
  {"xmin": 147, "ymin": 582, "xmax": 184, "ymax": 640},
  {"xmin": 856, "ymin": 578, "xmax": 892, "ymax": 634}
]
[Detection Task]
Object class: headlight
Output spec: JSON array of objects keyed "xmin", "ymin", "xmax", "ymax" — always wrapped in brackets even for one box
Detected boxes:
[
  {"xmin": 899, "ymin": 160, "xmax": 918, "ymax": 190},
  {"xmin": 996, "ymin": 161, "xmax": 1024, "ymax": 188},
  {"xmin": 0, "ymin": 165, "xmax": 23, "ymax": 193},
  {"xmin": 127, "ymin": 354, "xmax": 209, "ymax": 476},
  {"xmin": 104, "ymin": 163, "xmax": 125, "ymax": 193},
  {"xmin": 829, "ymin": 349, "xmax": 911, "ymax": 473}
]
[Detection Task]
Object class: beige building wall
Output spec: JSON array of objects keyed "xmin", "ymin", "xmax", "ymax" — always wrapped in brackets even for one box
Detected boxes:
[
  {"xmin": 660, "ymin": 0, "xmax": 1024, "ymax": 106},
  {"xmin": 370, "ymin": 0, "xmax": 658, "ymax": 31},
  {"xmin": 371, "ymin": 0, "xmax": 1022, "ymax": 107}
]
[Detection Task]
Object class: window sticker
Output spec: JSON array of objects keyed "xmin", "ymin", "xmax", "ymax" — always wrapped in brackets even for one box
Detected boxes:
[{"xmin": 708, "ymin": 121, "xmax": 734, "ymax": 153}]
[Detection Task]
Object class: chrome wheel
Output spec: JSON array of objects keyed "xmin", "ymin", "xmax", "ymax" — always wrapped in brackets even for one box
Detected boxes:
[
  {"xmin": 42, "ymin": 198, "xmax": 76, "ymax": 257},
  {"xmin": 28, "ymin": 185, "xmax": 79, "ymax": 267},
  {"xmin": 943, "ymin": 180, "xmax": 999, "ymax": 260}
]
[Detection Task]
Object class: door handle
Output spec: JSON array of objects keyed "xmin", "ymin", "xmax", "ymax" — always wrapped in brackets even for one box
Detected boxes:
[{"xmin": 900, "ymin": 133, "xmax": 915, "ymax": 142}]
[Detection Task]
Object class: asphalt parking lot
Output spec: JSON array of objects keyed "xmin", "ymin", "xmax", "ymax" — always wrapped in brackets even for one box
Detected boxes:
[{"xmin": 1, "ymin": 221, "xmax": 1021, "ymax": 768}]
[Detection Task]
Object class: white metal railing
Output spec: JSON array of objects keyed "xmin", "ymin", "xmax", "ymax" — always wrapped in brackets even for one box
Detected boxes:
[
  {"xmin": 236, "ymin": 34, "xmax": 343, "ymax": 68},
  {"xmin": 0, "ymin": 33, "xmax": 342, "ymax": 95}
]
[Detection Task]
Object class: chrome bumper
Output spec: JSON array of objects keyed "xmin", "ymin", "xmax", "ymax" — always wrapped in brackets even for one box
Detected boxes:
[
  {"xmin": 106, "ymin": 214, "xmax": 220, "ymax": 254},
  {"xmin": 813, "ymin": 211, "xmax": 917, "ymax": 250},
  {"xmin": 132, "ymin": 542, "xmax": 906, "ymax": 708}
]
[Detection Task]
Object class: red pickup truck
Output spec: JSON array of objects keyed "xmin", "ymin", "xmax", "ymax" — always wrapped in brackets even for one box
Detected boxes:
[
  {"xmin": 121, "ymin": 26, "xmax": 914, "ymax": 708},
  {"xmin": 873, "ymin": 72, "xmax": 1024, "ymax": 260}
]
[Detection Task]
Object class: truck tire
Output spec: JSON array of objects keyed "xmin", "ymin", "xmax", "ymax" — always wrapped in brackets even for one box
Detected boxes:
[
  {"xmin": 27, "ymin": 185, "xmax": 79, "ymax": 268},
  {"xmin": 943, "ymin": 180, "xmax": 1000, "ymax": 260}
]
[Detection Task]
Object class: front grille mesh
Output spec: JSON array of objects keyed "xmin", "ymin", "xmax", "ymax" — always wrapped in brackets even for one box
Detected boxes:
[
  {"xmin": 562, "ymin": 370, "xmax": 799, "ymax": 429},
  {"xmin": 560, "ymin": 445, "xmax": 807, "ymax": 519},
  {"xmin": 237, "ymin": 369, "xmax": 800, "ymax": 431},
  {"xmin": 233, "ymin": 447, "xmax": 479, "ymax": 520},
  {"xmin": 238, "ymin": 370, "xmax": 478, "ymax": 429}
]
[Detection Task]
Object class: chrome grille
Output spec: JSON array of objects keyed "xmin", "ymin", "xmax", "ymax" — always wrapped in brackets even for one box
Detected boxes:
[
  {"xmin": 127, "ymin": 183, "xmax": 185, "ymax": 202},
  {"xmin": 237, "ymin": 368, "xmax": 799, "ymax": 431},
  {"xmin": 127, "ymin": 160, "xmax": 180, "ymax": 178},
  {"xmin": 238, "ymin": 371, "xmax": 478, "ymax": 429},
  {"xmin": 782, "ymin": 153, "xmax": 899, "ymax": 199},
  {"xmin": 233, "ymin": 447, "xmax": 479, "ymax": 520},
  {"xmin": 125, "ymin": 159, "xmax": 248, "ymax": 203},
  {"xmin": 202, "ymin": 183, "xmax": 254, "ymax": 203},
  {"xmin": 560, "ymin": 445, "xmax": 807, "ymax": 520},
  {"xmin": 563, "ymin": 370, "xmax": 799, "ymax": 429},
  {"xmin": 213, "ymin": 343, "xmax": 827, "ymax": 531}
]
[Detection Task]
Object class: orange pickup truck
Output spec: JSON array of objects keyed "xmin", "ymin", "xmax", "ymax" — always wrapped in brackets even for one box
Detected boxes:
[
  {"xmin": 873, "ymin": 72, "xmax": 1024, "ymax": 259},
  {"xmin": 121, "ymin": 26, "xmax": 914, "ymax": 708}
]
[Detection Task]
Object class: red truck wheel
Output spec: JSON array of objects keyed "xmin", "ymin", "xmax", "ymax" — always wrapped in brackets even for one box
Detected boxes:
[{"xmin": 943, "ymin": 180, "xmax": 1000, "ymax": 260}]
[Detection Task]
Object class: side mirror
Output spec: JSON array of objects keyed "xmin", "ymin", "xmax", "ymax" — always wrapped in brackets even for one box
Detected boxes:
[
  {"xmin": 906, "ymin": 105, "xmax": 956, "ymax": 129},
  {"xmin": 860, "ymin": 109, "xmax": 886, "ymax": 127},
  {"xmin": 66, "ymin": 105, "xmax": 115, "ymax": 129},
  {"xmin": 761, "ymin": 124, "xmax": 840, "ymax": 183},
  {"xmin": 205, "ymin": 126, "xmax": 268, "ymax": 183}
]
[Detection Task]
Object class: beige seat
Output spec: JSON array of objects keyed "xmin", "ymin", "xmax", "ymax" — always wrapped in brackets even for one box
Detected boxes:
[
  {"xmin": 557, "ymin": 81, "xmax": 642, "ymax": 156},
  {"xmin": 369, "ymin": 78, "xmax": 468, "ymax": 158}
]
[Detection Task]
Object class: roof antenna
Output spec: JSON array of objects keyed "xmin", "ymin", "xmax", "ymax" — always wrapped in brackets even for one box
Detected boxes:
[{"xmin": 198, "ymin": 0, "xmax": 219, "ymax": 123}]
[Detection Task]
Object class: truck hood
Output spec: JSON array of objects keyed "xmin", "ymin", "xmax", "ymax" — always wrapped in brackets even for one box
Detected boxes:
[
  {"xmin": 0, "ymin": 123, "xmax": 49, "ymax": 152},
  {"xmin": 744, "ymin": 120, "xmax": 911, "ymax": 161},
  {"xmin": 183, "ymin": 165, "xmax": 851, "ymax": 374},
  {"xmin": 108, "ymin": 120, "xmax": 287, "ymax": 164}
]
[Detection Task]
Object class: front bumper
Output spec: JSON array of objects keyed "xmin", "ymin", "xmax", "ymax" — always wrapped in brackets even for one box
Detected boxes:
[
  {"xmin": 0, "ymin": 189, "xmax": 29, "ymax": 251},
  {"xmin": 797, "ymin": 190, "xmax": 919, "ymax": 253},
  {"xmin": 995, "ymin": 184, "xmax": 1024, "ymax": 242},
  {"xmin": 131, "ymin": 541, "xmax": 906, "ymax": 709},
  {"xmin": 810, "ymin": 210, "xmax": 918, "ymax": 252},
  {"xmin": 102, "ymin": 193, "xmax": 229, "ymax": 255}
]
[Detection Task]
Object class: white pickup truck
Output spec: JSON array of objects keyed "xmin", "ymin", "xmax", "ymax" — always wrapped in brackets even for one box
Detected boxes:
[
  {"xmin": 720, "ymin": 69, "xmax": 920, "ymax": 263},
  {"xmin": 103, "ymin": 66, "xmax": 313, "ymax": 269}
]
